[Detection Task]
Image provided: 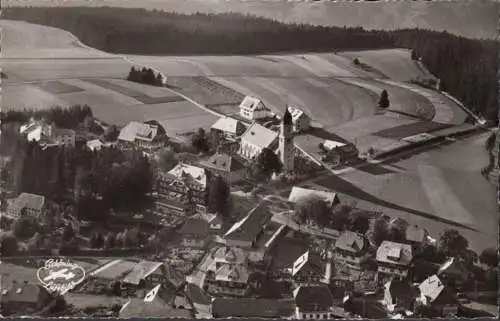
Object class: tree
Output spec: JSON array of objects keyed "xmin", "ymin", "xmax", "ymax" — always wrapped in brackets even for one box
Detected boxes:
[
  {"xmin": 191, "ymin": 128, "xmax": 209, "ymax": 153},
  {"xmin": 89, "ymin": 231, "xmax": 104, "ymax": 248},
  {"xmin": 155, "ymin": 73, "xmax": 164, "ymax": 86},
  {"xmin": 208, "ymin": 175, "xmax": 230, "ymax": 216},
  {"xmin": 104, "ymin": 125, "xmax": 119, "ymax": 142},
  {"xmin": 411, "ymin": 50, "xmax": 418, "ymax": 61},
  {"xmin": 104, "ymin": 232, "xmax": 116, "ymax": 249},
  {"xmin": 62, "ymin": 224, "xmax": 75, "ymax": 242},
  {"xmin": 156, "ymin": 147, "xmax": 178, "ymax": 172},
  {"xmin": 13, "ymin": 216, "xmax": 39, "ymax": 239},
  {"xmin": 252, "ymin": 147, "xmax": 282, "ymax": 180},
  {"xmin": 353, "ymin": 58, "xmax": 360, "ymax": 65},
  {"xmin": 295, "ymin": 195, "xmax": 331, "ymax": 228},
  {"xmin": 330, "ymin": 204, "xmax": 350, "ymax": 231},
  {"xmin": 0, "ymin": 232, "xmax": 19, "ymax": 256},
  {"xmin": 388, "ymin": 218, "xmax": 408, "ymax": 243},
  {"xmin": 378, "ymin": 90, "xmax": 390, "ymax": 109},
  {"xmin": 369, "ymin": 216, "xmax": 389, "ymax": 247},
  {"xmin": 479, "ymin": 247, "xmax": 498, "ymax": 267},
  {"xmin": 438, "ymin": 229, "xmax": 469, "ymax": 259},
  {"xmin": 348, "ymin": 210, "xmax": 370, "ymax": 234}
]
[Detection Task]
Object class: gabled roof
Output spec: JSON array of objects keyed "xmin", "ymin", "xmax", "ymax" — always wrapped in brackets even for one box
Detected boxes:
[
  {"xmin": 288, "ymin": 186, "xmax": 337, "ymax": 206},
  {"xmin": 213, "ymin": 246, "xmax": 247, "ymax": 265},
  {"xmin": 288, "ymin": 105, "xmax": 308, "ymax": 121},
  {"xmin": 215, "ymin": 263, "xmax": 250, "ymax": 283},
  {"xmin": 186, "ymin": 283, "xmax": 212, "ymax": 306},
  {"xmin": 240, "ymin": 96, "xmax": 265, "ymax": 111},
  {"xmin": 240, "ymin": 123, "xmax": 278, "ymax": 150},
  {"xmin": 376, "ymin": 241, "xmax": 412, "ymax": 267},
  {"xmin": 293, "ymin": 284, "xmax": 334, "ymax": 311},
  {"xmin": 167, "ymin": 163, "xmax": 207, "ymax": 188},
  {"xmin": 323, "ymin": 140, "xmax": 347, "ymax": 150},
  {"xmin": 418, "ymin": 275, "xmax": 449, "ymax": 304},
  {"xmin": 335, "ymin": 231, "xmax": 367, "ymax": 254},
  {"xmin": 211, "ymin": 117, "xmax": 245, "ymax": 135},
  {"xmin": 8, "ymin": 193, "xmax": 45, "ymax": 212},
  {"xmin": 224, "ymin": 202, "xmax": 272, "ymax": 243},
  {"xmin": 199, "ymin": 153, "xmax": 245, "ymax": 173},
  {"xmin": 122, "ymin": 261, "xmax": 164, "ymax": 285},
  {"xmin": 178, "ymin": 217, "xmax": 209, "ymax": 236},
  {"xmin": 212, "ymin": 298, "xmax": 295, "ymax": 318},
  {"xmin": 118, "ymin": 121, "xmax": 159, "ymax": 143},
  {"xmin": 385, "ymin": 280, "xmax": 418, "ymax": 306}
]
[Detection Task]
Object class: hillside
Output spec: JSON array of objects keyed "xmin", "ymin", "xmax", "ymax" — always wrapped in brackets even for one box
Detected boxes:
[{"xmin": 3, "ymin": 0, "xmax": 498, "ymax": 40}]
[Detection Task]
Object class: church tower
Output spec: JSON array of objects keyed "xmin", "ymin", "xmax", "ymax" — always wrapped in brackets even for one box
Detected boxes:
[{"xmin": 279, "ymin": 106, "xmax": 294, "ymax": 173}]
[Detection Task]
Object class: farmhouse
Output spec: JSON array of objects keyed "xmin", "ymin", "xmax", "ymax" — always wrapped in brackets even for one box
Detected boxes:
[
  {"xmin": 7, "ymin": 193, "xmax": 47, "ymax": 219},
  {"xmin": 205, "ymin": 262, "xmax": 253, "ymax": 297},
  {"xmin": 293, "ymin": 284, "xmax": 336, "ymax": 319},
  {"xmin": 20, "ymin": 120, "xmax": 76, "ymax": 147},
  {"xmin": 210, "ymin": 117, "xmax": 246, "ymax": 139},
  {"xmin": 405, "ymin": 225, "xmax": 428, "ymax": 245},
  {"xmin": 418, "ymin": 275, "xmax": 458, "ymax": 317},
  {"xmin": 199, "ymin": 153, "xmax": 246, "ymax": 186},
  {"xmin": 223, "ymin": 202, "xmax": 272, "ymax": 248},
  {"xmin": 334, "ymin": 231, "xmax": 370, "ymax": 270},
  {"xmin": 156, "ymin": 163, "xmax": 208, "ymax": 215},
  {"xmin": 289, "ymin": 250, "xmax": 325, "ymax": 284},
  {"xmin": 118, "ymin": 121, "xmax": 166, "ymax": 150},
  {"xmin": 239, "ymin": 96, "xmax": 271, "ymax": 121},
  {"xmin": 239, "ymin": 123, "xmax": 279, "ymax": 160},
  {"xmin": 376, "ymin": 241, "xmax": 413, "ymax": 280},
  {"xmin": 287, "ymin": 105, "xmax": 311, "ymax": 133},
  {"xmin": 287, "ymin": 186, "xmax": 339, "ymax": 209}
]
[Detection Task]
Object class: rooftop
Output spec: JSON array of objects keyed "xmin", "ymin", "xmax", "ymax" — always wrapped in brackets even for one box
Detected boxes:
[
  {"xmin": 288, "ymin": 186, "xmax": 337, "ymax": 206},
  {"xmin": 418, "ymin": 275, "xmax": 445, "ymax": 304},
  {"xmin": 167, "ymin": 163, "xmax": 207, "ymax": 188},
  {"xmin": 240, "ymin": 123, "xmax": 278, "ymax": 150},
  {"xmin": 211, "ymin": 117, "xmax": 245, "ymax": 135},
  {"xmin": 240, "ymin": 96, "xmax": 264, "ymax": 111},
  {"xmin": 291, "ymin": 250, "xmax": 324, "ymax": 277},
  {"xmin": 335, "ymin": 231, "xmax": 367, "ymax": 254},
  {"xmin": 0, "ymin": 282, "xmax": 49, "ymax": 305},
  {"xmin": 224, "ymin": 202, "xmax": 272, "ymax": 243},
  {"xmin": 118, "ymin": 121, "xmax": 159, "ymax": 143},
  {"xmin": 121, "ymin": 261, "xmax": 163, "ymax": 285},
  {"xmin": 214, "ymin": 263, "xmax": 250, "ymax": 284},
  {"xmin": 199, "ymin": 153, "xmax": 245, "ymax": 173},
  {"xmin": 293, "ymin": 284, "xmax": 334, "ymax": 311},
  {"xmin": 376, "ymin": 241, "xmax": 413, "ymax": 267},
  {"xmin": 405, "ymin": 225, "xmax": 427, "ymax": 243},
  {"xmin": 288, "ymin": 105, "xmax": 307, "ymax": 121},
  {"xmin": 178, "ymin": 217, "xmax": 210, "ymax": 237},
  {"xmin": 89, "ymin": 260, "xmax": 138, "ymax": 281},
  {"xmin": 212, "ymin": 298, "xmax": 295, "ymax": 318},
  {"xmin": 8, "ymin": 193, "xmax": 45, "ymax": 212}
]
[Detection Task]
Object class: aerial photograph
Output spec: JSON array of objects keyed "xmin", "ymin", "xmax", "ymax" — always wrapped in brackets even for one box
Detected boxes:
[{"xmin": 0, "ymin": 0, "xmax": 498, "ymax": 318}]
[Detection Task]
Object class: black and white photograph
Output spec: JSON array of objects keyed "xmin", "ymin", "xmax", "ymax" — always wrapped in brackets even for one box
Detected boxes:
[{"xmin": 0, "ymin": 0, "xmax": 498, "ymax": 318}]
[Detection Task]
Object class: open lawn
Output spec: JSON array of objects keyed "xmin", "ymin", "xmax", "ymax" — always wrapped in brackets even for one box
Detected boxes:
[{"xmin": 3, "ymin": 83, "xmax": 69, "ymax": 110}]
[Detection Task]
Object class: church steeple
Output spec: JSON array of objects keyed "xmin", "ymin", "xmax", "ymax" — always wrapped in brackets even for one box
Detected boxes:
[
  {"xmin": 279, "ymin": 105, "xmax": 294, "ymax": 173},
  {"xmin": 283, "ymin": 105, "xmax": 293, "ymax": 126}
]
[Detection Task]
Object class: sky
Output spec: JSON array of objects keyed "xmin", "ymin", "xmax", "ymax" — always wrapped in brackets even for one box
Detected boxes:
[{"xmin": 3, "ymin": 0, "xmax": 499, "ymax": 40}]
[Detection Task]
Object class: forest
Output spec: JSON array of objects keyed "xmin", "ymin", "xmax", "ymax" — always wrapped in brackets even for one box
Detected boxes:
[{"xmin": 3, "ymin": 7, "xmax": 498, "ymax": 122}]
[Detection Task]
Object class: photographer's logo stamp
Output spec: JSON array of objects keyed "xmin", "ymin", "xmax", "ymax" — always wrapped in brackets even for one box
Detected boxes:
[{"xmin": 37, "ymin": 259, "xmax": 85, "ymax": 294}]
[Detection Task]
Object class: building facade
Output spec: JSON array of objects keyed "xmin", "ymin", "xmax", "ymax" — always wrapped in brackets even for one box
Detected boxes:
[
  {"xmin": 238, "ymin": 123, "xmax": 278, "ymax": 160},
  {"xmin": 7, "ymin": 193, "xmax": 47, "ymax": 219},
  {"xmin": 239, "ymin": 96, "xmax": 271, "ymax": 121},
  {"xmin": 334, "ymin": 231, "xmax": 371, "ymax": 270},
  {"xmin": 376, "ymin": 241, "xmax": 413, "ymax": 280},
  {"xmin": 199, "ymin": 154, "xmax": 246, "ymax": 187}
]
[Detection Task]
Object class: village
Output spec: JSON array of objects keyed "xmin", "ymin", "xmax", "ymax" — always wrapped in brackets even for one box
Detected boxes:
[{"xmin": 0, "ymin": 83, "xmax": 497, "ymax": 318}]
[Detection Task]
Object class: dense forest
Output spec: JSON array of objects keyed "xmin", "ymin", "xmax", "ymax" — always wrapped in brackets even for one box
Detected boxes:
[{"xmin": 3, "ymin": 7, "xmax": 498, "ymax": 122}]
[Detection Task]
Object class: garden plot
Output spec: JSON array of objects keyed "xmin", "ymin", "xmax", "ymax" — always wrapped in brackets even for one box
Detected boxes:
[
  {"xmin": 3, "ymin": 83, "xmax": 69, "ymax": 110},
  {"xmin": 34, "ymin": 80, "xmax": 84, "ymax": 94},
  {"xmin": 339, "ymin": 49, "xmax": 435, "ymax": 82}
]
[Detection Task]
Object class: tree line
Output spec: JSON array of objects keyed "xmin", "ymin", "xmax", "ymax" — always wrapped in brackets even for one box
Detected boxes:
[
  {"xmin": 1, "ymin": 105, "xmax": 93, "ymax": 129},
  {"xmin": 127, "ymin": 67, "xmax": 164, "ymax": 86},
  {"xmin": 4, "ymin": 7, "xmax": 497, "ymax": 123}
]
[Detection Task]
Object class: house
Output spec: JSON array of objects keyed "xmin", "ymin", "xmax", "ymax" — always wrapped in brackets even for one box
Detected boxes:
[
  {"xmin": 199, "ymin": 153, "xmax": 246, "ymax": 186},
  {"xmin": 87, "ymin": 260, "xmax": 143, "ymax": 293},
  {"xmin": 0, "ymin": 281, "xmax": 53, "ymax": 316},
  {"xmin": 239, "ymin": 96, "xmax": 271, "ymax": 121},
  {"xmin": 210, "ymin": 117, "xmax": 246, "ymax": 139},
  {"xmin": 376, "ymin": 241, "xmax": 413, "ymax": 280},
  {"xmin": 321, "ymin": 140, "xmax": 358, "ymax": 162},
  {"xmin": 293, "ymin": 284, "xmax": 336, "ymax": 319},
  {"xmin": 383, "ymin": 279, "xmax": 418, "ymax": 314},
  {"xmin": 287, "ymin": 186, "xmax": 339, "ymax": 209},
  {"xmin": 178, "ymin": 217, "xmax": 210, "ymax": 248},
  {"xmin": 121, "ymin": 261, "xmax": 165, "ymax": 289},
  {"xmin": 6, "ymin": 193, "xmax": 47, "ymax": 219},
  {"xmin": 185, "ymin": 283, "xmax": 213, "ymax": 318},
  {"xmin": 52, "ymin": 128, "xmax": 76, "ymax": 147},
  {"xmin": 205, "ymin": 261, "xmax": 254, "ymax": 297},
  {"xmin": 156, "ymin": 163, "xmax": 208, "ymax": 215},
  {"xmin": 119, "ymin": 298, "xmax": 193, "ymax": 318},
  {"xmin": 418, "ymin": 275, "xmax": 458, "ymax": 317},
  {"xmin": 117, "ymin": 121, "xmax": 166, "ymax": 150},
  {"xmin": 405, "ymin": 225, "xmax": 428, "ymax": 245},
  {"xmin": 334, "ymin": 231, "xmax": 370, "ymax": 270},
  {"xmin": 86, "ymin": 139, "xmax": 113, "ymax": 152},
  {"xmin": 289, "ymin": 250, "xmax": 325, "ymax": 284},
  {"xmin": 329, "ymin": 278, "xmax": 354, "ymax": 305},
  {"xmin": 20, "ymin": 120, "xmax": 76, "ymax": 147},
  {"xmin": 238, "ymin": 123, "xmax": 278, "ymax": 160},
  {"xmin": 287, "ymin": 105, "xmax": 311, "ymax": 133},
  {"xmin": 223, "ymin": 202, "xmax": 272, "ymax": 248},
  {"xmin": 208, "ymin": 247, "xmax": 248, "ymax": 272},
  {"xmin": 211, "ymin": 298, "xmax": 295, "ymax": 318}
]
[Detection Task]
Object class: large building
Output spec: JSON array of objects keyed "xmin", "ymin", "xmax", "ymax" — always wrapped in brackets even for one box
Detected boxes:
[
  {"xmin": 334, "ymin": 231, "xmax": 370, "ymax": 270},
  {"xmin": 287, "ymin": 186, "xmax": 339, "ymax": 209},
  {"xmin": 376, "ymin": 241, "xmax": 413, "ymax": 280},
  {"xmin": 287, "ymin": 105, "xmax": 311, "ymax": 133},
  {"xmin": 118, "ymin": 121, "xmax": 166, "ymax": 150},
  {"xmin": 223, "ymin": 202, "xmax": 272, "ymax": 248},
  {"xmin": 293, "ymin": 284, "xmax": 336, "ymax": 319},
  {"xmin": 239, "ymin": 123, "xmax": 278, "ymax": 160},
  {"xmin": 210, "ymin": 117, "xmax": 246, "ymax": 140},
  {"xmin": 156, "ymin": 163, "xmax": 209, "ymax": 215},
  {"xmin": 20, "ymin": 120, "xmax": 76, "ymax": 147},
  {"xmin": 199, "ymin": 153, "xmax": 246, "ymax": 186},
  {"xmin": 239, "ymin": 96, "xmax": 272, "ymax": 121},
  {"xmin": 279, "ymin": 107, "xmax": 294, "ymax": 173},
  {"xmin": 7, "ymin": 193, "xmax": 47, "ymax": 219}
]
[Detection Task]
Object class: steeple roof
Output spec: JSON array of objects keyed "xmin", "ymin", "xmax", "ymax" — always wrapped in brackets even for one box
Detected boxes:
[{"xmin": 283, "ymin": 106, "xmax": 293, "ymax": 126}]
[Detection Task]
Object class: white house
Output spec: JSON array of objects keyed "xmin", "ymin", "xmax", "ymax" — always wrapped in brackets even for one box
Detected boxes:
[
  {"xmin": 376, "ymin": 241, "xmax": 413, "ymax": 280},
  {"xmin": 238, "ymin": 123, "xmax": 278, "ymax": 160},
  {"xmin": 210, "ymin": 117, "xmax": 246, "ymax": 139},
  {"xmin": 287, "ymin": 105, "xmax": 311, "ymax": 133},
  {"xmin": 239, "ymin": 96, "xmax": 271, "ymax": 121}
]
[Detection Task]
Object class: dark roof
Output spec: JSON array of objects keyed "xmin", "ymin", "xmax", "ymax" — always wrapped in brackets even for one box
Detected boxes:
[
  {"xmin": 0, "ymin": 282, "xmax": 50, "ymax": 305},
  {"xmin": 178, "ymin": 217, "xmax": 209, "ymax": 236},
  {"xmin": 163, "ymin": 265, "xmax": 186, "ymax": 289},
  {"xmin": 294, "ymin": 284, "xmax": 334, "ymax": 311},
  {"xmin": 212, "ymin": 298, "xmax": 295, "ymax": 318},
  {"xmin": 224, "ymin": 202, "xmax": 272, "ymax": 243},
  {"xmin": 200, "ymin": 153, "xmax": 245, "ymax": 173},
  {"xmin": 387, "ymin": 280, "xmax": 418, "ymax": 304},
  {"xmin": 119, "ymin": 298, "xmax": 193, "ymax": 318},
  {"xmin": 335, "ymin": 231, "xmax": 367, "ymax": 254},
  {"xmin": 186, "ymin": 283, "xmax": 211, "ymax": 306}
]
